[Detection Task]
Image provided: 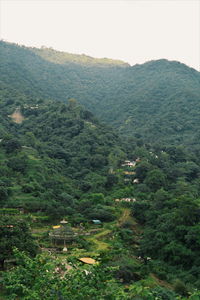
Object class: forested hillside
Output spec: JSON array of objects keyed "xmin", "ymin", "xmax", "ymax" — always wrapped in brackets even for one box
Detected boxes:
[
  {"xmin": 1, "ymin": 40, "xmax": 200, "ymax": 299},
  {"xmin": 0, "ymin": 41, "xmax": 127, "ymax": 112},
  {"xmin": 100, "ymin": 59, "xmax": 200, "ymax": 146},
  {"xmin": 1, "ymin": 41, "xmax": 200, "ymax": 147},
  {"xmin": 0, "ymin": 83, "xmax": 126, "ymax": 216}
]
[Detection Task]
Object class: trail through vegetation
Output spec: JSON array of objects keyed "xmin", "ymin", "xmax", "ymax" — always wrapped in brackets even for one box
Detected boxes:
[{"xmin": 87, "ymin": 229, "xmax": 111, "ymax": 251}]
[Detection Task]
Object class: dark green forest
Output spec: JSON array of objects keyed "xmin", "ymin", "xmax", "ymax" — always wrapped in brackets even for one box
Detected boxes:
[
  {"xmin": 0, "ymin": 41, "xmax": 200, "ymax": 299},
  {"xmin": 1, "ymin": 40, "xmax": 200, "ymax": 146}
]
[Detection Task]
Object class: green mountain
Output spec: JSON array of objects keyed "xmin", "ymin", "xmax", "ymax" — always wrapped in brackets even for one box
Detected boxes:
[
  {"xmin": 1, "ymin": 41, "xmax": 200, "ymax": 297},
  {"xmin": 104, "ymin": 59, "xmax": 200, "ymax": 146},
  {"xmin": 0, "ymin": 40, "xmax": 127, "ymax": 111},
  {"xmin": 1, "ymin": 40, "xmax": 200, "ymax": 147}
]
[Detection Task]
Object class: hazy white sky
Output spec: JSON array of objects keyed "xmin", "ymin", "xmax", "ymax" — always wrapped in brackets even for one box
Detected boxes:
[{"xmin": 0, "ymin": 0, "xmax": 200, "ymax": 70}]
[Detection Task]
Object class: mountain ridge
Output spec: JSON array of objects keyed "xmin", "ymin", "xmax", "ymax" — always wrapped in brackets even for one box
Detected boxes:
[
  {"xmin": 30, "ymin": 46, "xmax": 130, "ymax": 67},
  {"xmin": 3, "ymin": 40, "xmax": 200, "ymax": 71},
  {"xmin": 1, "ymin": 40, "xmax": 200, "ymax": 147}
]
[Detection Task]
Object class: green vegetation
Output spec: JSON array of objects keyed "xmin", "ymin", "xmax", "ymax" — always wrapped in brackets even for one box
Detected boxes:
[
  {"xmin": 1, "ymin": 41, "xmax": 200, "ymax": 147},
  {"xmin": 0, "ymin": 40, "xmax": 200, "ymax": 299},
  {"xmin": 32, "ymin": 46, "xmax": 129, "ymax": 66},
  {"xmin": 0, "ymin": 216, "xmax": 38, "ymax": 269}
]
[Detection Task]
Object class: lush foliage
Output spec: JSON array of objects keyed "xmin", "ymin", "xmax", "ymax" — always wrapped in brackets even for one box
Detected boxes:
[
  {"xmin": 1, "ymin": 40, "xmax": 200, "ymax": 298},
  {"xmin": 1, "ymin": 41, "xmax": 200, "ymax": 147},
  {"xmin": 0, "ymin": 217, "xmax": 38, "ymax": 268}
]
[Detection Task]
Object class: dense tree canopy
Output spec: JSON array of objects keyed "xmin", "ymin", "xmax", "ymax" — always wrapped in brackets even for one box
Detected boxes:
[
  {"xmin": 0, "ymin": 40, "xmax": 200, "ymax": 299},
  {"xmin": 0, "ymin": 216, "xmax": 38, "ymax": 268},
  {"xmin": 1, "ymin": 40, "xmax": 200, "ymax": 147}
]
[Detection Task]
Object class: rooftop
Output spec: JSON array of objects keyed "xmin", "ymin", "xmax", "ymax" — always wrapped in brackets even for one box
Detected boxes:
[
  {"xmin": 79, "ymin": 257, "xmax": 97, "ymax": 264},
  {"xmin": 92, "ymin": 220, "xmax": 102, "ymax": 224}
]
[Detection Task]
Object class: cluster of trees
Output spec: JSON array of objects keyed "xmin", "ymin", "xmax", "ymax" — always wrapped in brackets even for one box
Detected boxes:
[
  {"xmin": 124, "ymin": 145, "xmax": 200, "ymax": 287},
  {"xmin": 3, "ymin": 248, "xmax": 200, "ymax": 299},
  {"xmin": 0, "ymin": 216, "xmax": 38, "ymax": 269}
]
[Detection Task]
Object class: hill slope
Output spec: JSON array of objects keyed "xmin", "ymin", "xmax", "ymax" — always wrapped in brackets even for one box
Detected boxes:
[
  {"xmin": 0, "ymin": 84, "xmax": 125, "ymax": 214},
  {"xmin": 100, "ymin": 59, "xmax": 200, "ymax": 146},
  {"xmin": 1, "ymin": 41, "xmax": 200, "ymax": 147},
  {"xmin": 1, "ymin": 41, "xmax": 200, "ymax": 296},
  {"xmin": 31, "ymin": 46, "xmax": 129, "ymax": 66}
]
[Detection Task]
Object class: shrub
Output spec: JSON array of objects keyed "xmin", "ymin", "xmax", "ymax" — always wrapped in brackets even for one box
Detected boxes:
[{"xmin": 173, "ymin": 279, "xmax": 189, "ymax": 297}]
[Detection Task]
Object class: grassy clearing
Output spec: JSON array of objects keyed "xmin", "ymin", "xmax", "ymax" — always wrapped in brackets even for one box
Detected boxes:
[
  {"xmin": 10, "ymin": 109, "xmax": 25, "ymax": 124},
  {"xmin": 87, "ymin": 229, "xmax": 111, "ymax": 251}
]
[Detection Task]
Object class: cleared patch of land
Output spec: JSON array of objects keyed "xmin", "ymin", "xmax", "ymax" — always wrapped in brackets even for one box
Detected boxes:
[{"xmin": 10, "ymin": 108, "xmax": 25, "ymax": 124}]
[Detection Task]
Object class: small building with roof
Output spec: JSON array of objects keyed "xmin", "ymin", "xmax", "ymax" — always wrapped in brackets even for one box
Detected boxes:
[
  {"xmin": 49, "ymin": 219, "xmax": 76, "ymax": 247},
  {"xmin": 92, "ymin": 219, "xmax": 102, "ymax": 225},
  {"xmin": 79, "ymin": 257, "xmax": 97, "ymax": 265},
  {"xmin": 121, "ymin": 160, "xmax": 136, "ymax": 168}
]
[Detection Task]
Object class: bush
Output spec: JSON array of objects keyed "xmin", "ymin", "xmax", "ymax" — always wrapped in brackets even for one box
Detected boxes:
[
  {"xmin": 151, "ymin": 286, "xmax": 177, "ymax": 300},
  {"xmin": 173, "ymin": 279, "xmax": 189, "ymax": 297},
  {"xmin": 118, "ymin": 228, "xmax": 135, "ymax": 244}
]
